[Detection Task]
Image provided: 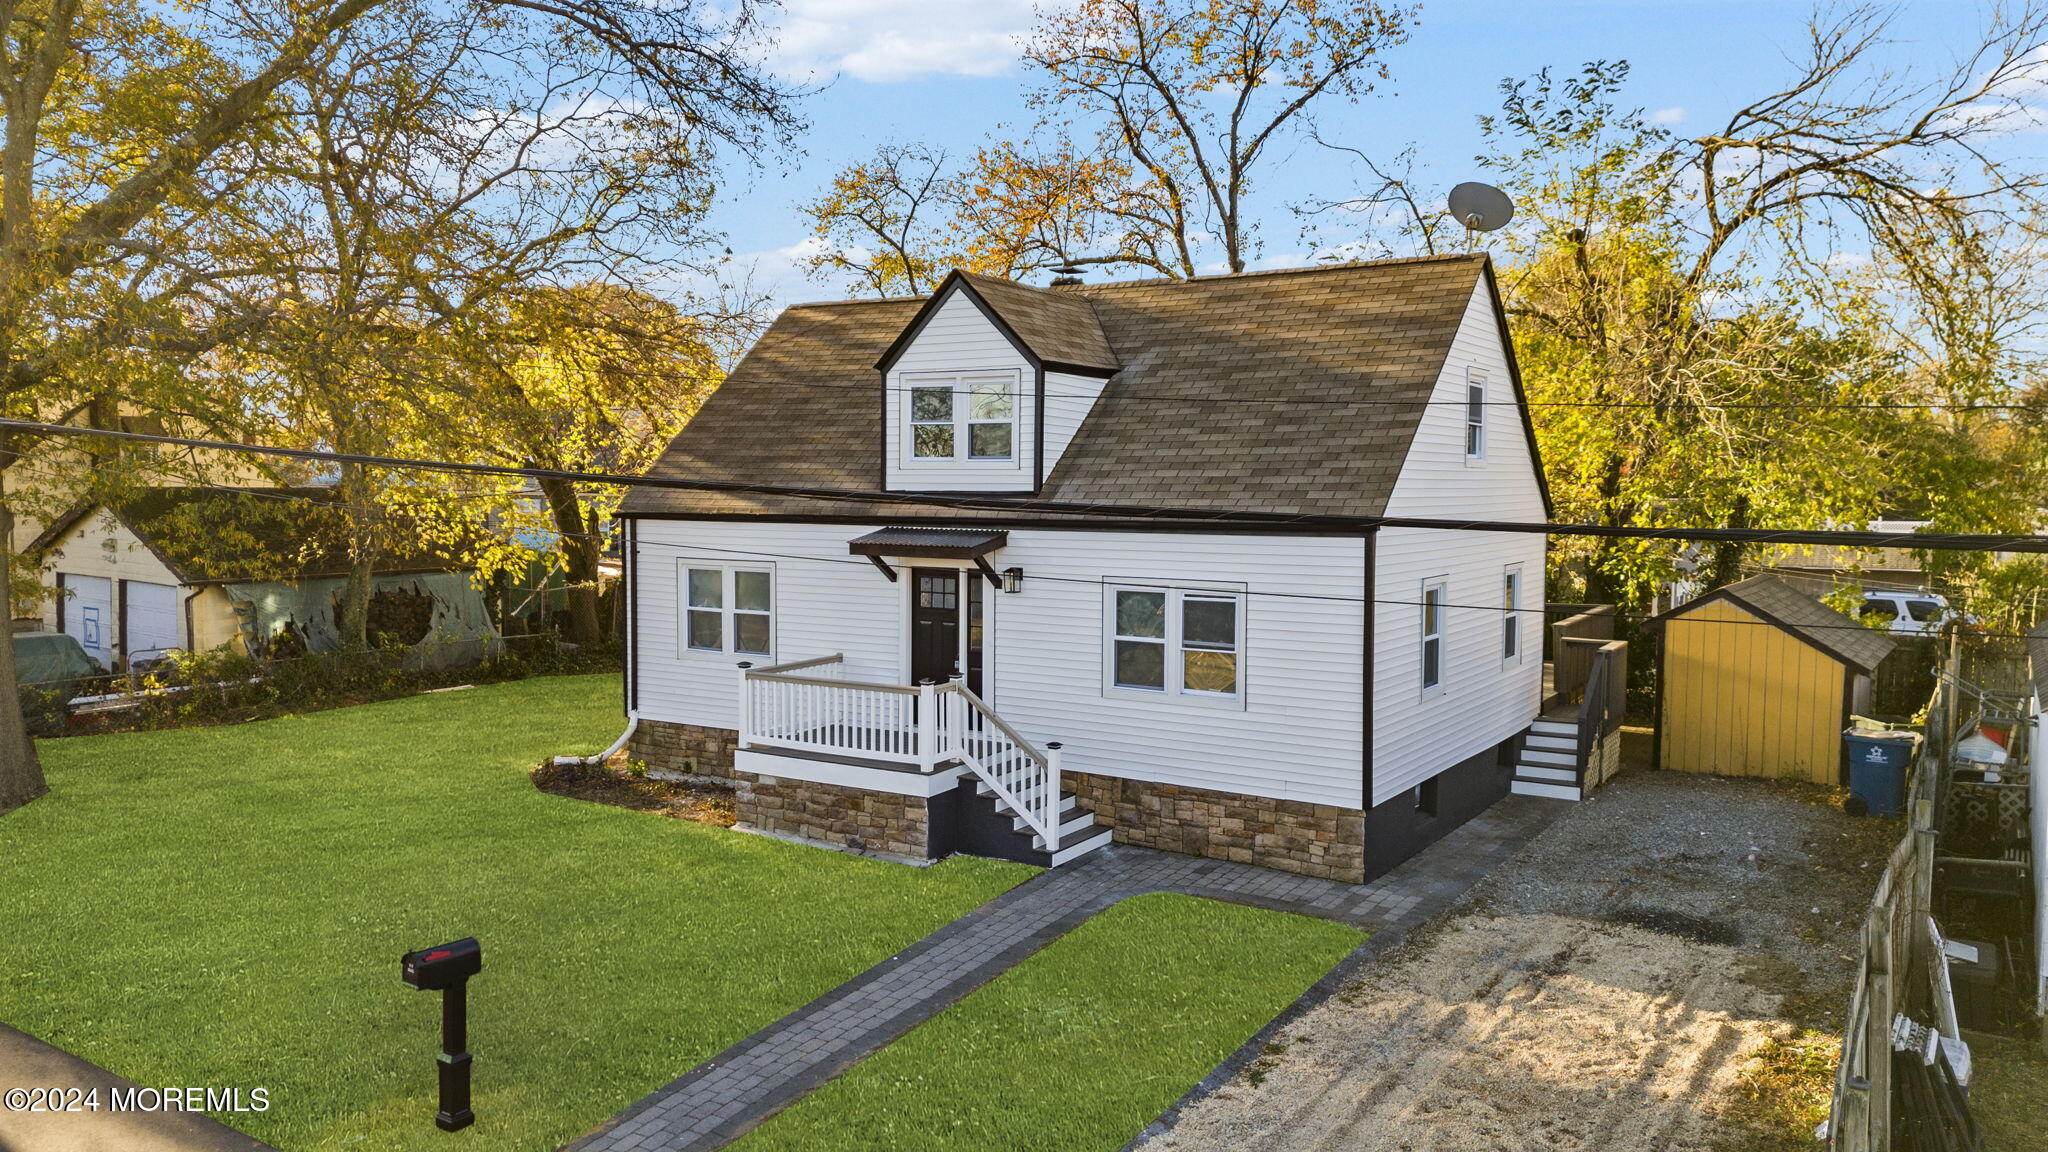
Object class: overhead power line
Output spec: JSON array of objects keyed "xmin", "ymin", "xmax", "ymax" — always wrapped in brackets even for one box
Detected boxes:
[{"xmin": 6, "ymin": 417, "xmax": 2047, "ymax": 554}]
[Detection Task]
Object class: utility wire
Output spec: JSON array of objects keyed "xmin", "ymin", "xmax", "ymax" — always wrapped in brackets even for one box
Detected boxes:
[
  {"xmin": 638, "ymin": 539, "xmax": 2048, "ymax": 642},
  {"xmin": 7, "ymin": 418, "xmax": 2048, "ymax": 554}
]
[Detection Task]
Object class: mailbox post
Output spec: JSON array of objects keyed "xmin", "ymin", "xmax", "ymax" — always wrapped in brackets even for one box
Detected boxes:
[{"xmin": 400, "ymin": 937, "xmax": 482, "ymax": 1131}]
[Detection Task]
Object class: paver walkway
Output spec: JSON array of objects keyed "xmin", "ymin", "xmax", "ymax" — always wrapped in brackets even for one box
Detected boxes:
[
  {"xmin": 565, "ymin": 794, "xmax": 1565, "ymax": 1152},
  {"xmin": 0, "ymin": 1025, "xmax": 278, "ymax": 1152}
]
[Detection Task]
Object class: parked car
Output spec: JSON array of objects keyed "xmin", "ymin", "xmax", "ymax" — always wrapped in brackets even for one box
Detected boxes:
[
  {"xmin": 1859, "ymin": 591, "xmax": 1967, "ymax": 635},
  {"xmin": 13, "ymin": 631, "xmax": 109, "ymax": 698}
]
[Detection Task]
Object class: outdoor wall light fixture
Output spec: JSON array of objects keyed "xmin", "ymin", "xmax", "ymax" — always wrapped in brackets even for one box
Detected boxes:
[
  {"xmin": 401, "ymin": 936, "xmax": 483, "ymax": 1131},
  {"xmin": 1002, "ymin": 567, "xmax": 1024, "ymax": 593}
]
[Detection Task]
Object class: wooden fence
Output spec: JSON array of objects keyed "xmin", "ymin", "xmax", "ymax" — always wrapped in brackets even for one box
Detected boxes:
[{"xmin": 1828, "ymin": 667, "xmax": 1971, "ymax": 1152}]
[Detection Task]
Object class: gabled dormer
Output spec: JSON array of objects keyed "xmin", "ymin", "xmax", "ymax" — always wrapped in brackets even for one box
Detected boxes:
[{"xmin": 874, "ymin": 270, "xmax": 1120, "ymax": 493}]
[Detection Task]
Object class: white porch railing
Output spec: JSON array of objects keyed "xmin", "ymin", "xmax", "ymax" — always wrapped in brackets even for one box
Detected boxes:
[{"xmin": 739, "ymin": 655, "xmax": 1065, "ymax": 851}]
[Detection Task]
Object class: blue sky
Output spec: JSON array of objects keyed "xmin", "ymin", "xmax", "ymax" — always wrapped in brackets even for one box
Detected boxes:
[{"xmin": 712, "ymin": 0, "xmax": 2004, "ymax": 308}]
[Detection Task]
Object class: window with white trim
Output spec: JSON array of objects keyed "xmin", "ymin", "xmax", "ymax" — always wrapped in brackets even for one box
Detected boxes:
[
  {"xmin": 1106, "ymin": 585, "xmax": 1243, "ymax": 702},
  {"xmin": 1420, "ymin": 577, "xmax": 1447, "ymax": 693},
  {"xmin": 905, "ymin": 372, "xmax": 1016, "ymax": 462},
  {"xmin": 1502, "ymin": 566, "xmax": 1523, "ymax": 662},
  {"xmin": 1464, "ymin": 368, "xmax": 1487, "ymax": 459},
  {"xmin": 680, "ymin": 563, "xmax": 774, "ymax": 657}
]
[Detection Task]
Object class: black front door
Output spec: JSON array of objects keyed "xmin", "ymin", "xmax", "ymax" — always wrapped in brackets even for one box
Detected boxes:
[{"xmin": 910, "ymin": 568, "xmax": 961, "ymax": 685}]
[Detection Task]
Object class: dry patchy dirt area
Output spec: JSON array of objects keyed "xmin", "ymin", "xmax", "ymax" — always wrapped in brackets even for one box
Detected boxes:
[{"xmin": 1152, "ymin": 770, "xmax": 1896, "ymax": 1152}]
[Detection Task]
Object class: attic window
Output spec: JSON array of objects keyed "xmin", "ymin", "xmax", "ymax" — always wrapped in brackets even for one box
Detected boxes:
[
  {"xmin": 1464, "ymin": 368, "xmax": 1487, "ymax": 459},
  {"xmin": 905, "ymin": 372, "xmax": 1016, "ymax": 462}
]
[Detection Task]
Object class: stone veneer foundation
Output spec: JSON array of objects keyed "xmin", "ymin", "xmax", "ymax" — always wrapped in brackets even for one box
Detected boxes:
[
  {"xmin": 632, "ymin": 720, "xmax": 936, "ymax": 859},
  {"xmin": 632, "ymin": 720, "xmax": 1387, "ymax": 878},
  {"xmin": 737, "ymin": 776, "xmax": 936, "ymax": 861},
  {"xmin": 630, "ymin": 720, "xmax": 739, "ymax": 779},
  {"xmin": 1065, "ymin": 771, "xmax": 1366, "ymax": 882}
]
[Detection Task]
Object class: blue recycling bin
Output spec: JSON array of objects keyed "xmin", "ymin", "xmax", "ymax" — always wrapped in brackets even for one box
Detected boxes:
[{"xmin": 1843, "ymin": 729, "xmax": 1917, "ymax": 818}]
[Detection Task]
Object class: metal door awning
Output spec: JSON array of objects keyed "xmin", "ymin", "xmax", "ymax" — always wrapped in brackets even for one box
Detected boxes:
[{"xmin": 847, "ymin": 527, "xmax": 1008, "ymax": 583}]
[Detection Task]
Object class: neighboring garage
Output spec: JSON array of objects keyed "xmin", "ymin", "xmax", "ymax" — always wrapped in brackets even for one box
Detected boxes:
[{"xmin": 1650, "ymin": 574, "xmax": 1896, "ymax": 783}]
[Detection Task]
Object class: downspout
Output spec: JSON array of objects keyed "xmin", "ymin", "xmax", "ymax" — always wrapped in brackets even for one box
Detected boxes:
[
  {"xmin": 183, "ymin": 588, "xmax": 203, "ymax": 654},
  {"xmin": 550, "ymin": 715, "xmax": 638, "ymax": 769}
]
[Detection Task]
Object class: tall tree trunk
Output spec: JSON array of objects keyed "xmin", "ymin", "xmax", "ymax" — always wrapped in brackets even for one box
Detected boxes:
[
  {"xmin": 0, "ymin": 457, "xmax": 49, "ymax": 813},
  {"xmin": 1706, "ymin": 494, "xmax": 1752, "ymax": 591},
  {"xmin": 539, "ymin": 476, "xmax": 602, "ymax": 643},
  {"xmin": 335, "ymin": 459, "xmax": 377, "ymax": 650}
]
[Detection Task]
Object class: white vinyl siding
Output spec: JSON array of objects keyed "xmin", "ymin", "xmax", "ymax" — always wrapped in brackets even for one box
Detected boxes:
[
  {"xmin": 1371, "ymin": 278, "xmax": 1548, "ymax": 805},
  {"xmin": 884, "ymin": 287, "xmax": 1034, "ymax": 490},
  {"xmin": 1040, "ymin": 370, "xmax": 1112, "ymax": 474},
  {"xmin": 632, "ymin": 521, "xmax": 1366, "ymax": 809}
]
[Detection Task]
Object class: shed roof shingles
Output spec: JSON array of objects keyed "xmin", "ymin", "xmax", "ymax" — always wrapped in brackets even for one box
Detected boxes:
[{"xmin": 621, "ymin": 255, "xmax": 1490, "ymax": 521}]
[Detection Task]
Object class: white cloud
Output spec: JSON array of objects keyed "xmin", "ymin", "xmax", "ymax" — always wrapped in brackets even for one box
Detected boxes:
[
  {"xmin": 769, "ymin": 0, "xmax": 1057, "ymax": 83},
  {"xmin": 1650, "ymin": 106, "xmax": 1686, "ymax": 125}
]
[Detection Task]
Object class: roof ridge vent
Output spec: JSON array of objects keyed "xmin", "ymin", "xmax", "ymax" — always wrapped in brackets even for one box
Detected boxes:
[{"xmin": 1049, "ymin": 263, "xmax": 1084, "ymax": 287}]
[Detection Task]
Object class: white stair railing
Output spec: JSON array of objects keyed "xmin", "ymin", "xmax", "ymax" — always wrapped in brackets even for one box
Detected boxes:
[{"xmin": 938, "ymin": 679, "xmax": 1063, "ymax": 852}]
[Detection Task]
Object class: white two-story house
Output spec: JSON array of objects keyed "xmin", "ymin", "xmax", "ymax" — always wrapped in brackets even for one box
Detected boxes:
[{"xmin": 615, "ymin": 254, "xmax": 1554, "ymax": 882}]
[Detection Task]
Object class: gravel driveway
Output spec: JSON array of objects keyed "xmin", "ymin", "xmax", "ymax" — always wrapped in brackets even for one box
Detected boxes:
[{"xmin": 1147, "ymin": 770, "xmax": 1896, "ymax": 1152}]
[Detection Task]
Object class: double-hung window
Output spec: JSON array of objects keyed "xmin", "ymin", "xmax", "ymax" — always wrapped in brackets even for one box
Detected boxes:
[
  {"xmin": 1464, "ymin": 368, "xmax": 1487, "ymax": 459},
  {"xmin": 906, "ymin": 373, "xmax": 1016, "ymax": 462},
  {"xmin": 1420, "ymin": 577, "xmax": 1447, "ymax": 693},
  {"xmin": 1502, "ymin": 566, "xmax": 1523, "ymax": 662},
  {"xmin": 1107, "ymin": 584, "xmax": 1243, "ymax": 703},
  {"xmin": 680, "ymin": 562, "xmax": 774, "ymax": 657}
]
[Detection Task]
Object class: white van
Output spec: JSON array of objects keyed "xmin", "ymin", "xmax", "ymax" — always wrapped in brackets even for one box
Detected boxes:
[{"xmin": 1859, "ymin": 590, "xmax": 1959, "ymax": 635}]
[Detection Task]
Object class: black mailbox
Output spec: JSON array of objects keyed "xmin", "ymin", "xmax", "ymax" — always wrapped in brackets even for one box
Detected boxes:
[{"xmin": 402, "ymin": 937, "xmax": 482, "ymax": 991}]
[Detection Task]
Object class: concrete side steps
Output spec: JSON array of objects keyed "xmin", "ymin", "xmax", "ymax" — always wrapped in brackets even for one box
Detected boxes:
[
  {"xmin": 1521, "ymin": 747, "xmax": 1577, "ymax": 767},
  {"xmin": 1516, "ymin": 764, "xmax": 1577, "ymax": 783},
  {"xmin": 1529, "ymin": 720, "xmax": 1579, "ymax": 737},
  {"xmin": 1524, "ymin": 733, "xmax": 1576, "ymax": 752}
]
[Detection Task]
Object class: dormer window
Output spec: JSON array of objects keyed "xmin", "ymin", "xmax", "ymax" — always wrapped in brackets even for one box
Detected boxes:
[{"xmin": 907, "ymin": 372, "xmax": 1017, "ymax": 462}]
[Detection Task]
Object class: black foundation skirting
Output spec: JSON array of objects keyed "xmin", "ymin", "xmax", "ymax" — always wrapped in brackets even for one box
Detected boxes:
[{"xmin": 1361, "ymin": 737, "xmax": 1515, "ymax": 881}]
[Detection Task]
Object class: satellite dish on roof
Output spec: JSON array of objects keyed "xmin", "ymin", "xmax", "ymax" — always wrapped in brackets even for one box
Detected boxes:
[{"xmin": 1448, "ymin": 182, "xmax": 1514, "ymax": 232}]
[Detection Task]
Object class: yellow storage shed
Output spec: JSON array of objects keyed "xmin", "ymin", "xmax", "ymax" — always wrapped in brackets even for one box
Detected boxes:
[{"xmin": 1652, "ymin": 575, "xmax": 1896, "ymax": 783}]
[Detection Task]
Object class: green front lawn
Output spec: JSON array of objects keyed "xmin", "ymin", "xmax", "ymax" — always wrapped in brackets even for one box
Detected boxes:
[
  {"xmin": 731, "ymin": 892, "xmax": 1362, "ymax": 1152},
  {"xmin": 0, "ymin": 676, "xmax": 1031, "ymax": 1151}
]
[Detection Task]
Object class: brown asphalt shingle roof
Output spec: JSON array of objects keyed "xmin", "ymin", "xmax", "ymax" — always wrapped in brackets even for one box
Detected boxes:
[
  {"xmin": 1659, "ymin": 574, "xmax": 1898, "ymax": 674},
  {"xmin": 621, "ymin": 254, "xmax": 1501, "ymax": 521},
  {"xmin": 950, "ymin": 271, "xmax": 1119, "ymax": 373}
]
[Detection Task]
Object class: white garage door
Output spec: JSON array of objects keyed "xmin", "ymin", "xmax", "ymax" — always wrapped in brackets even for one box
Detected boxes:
[
  {"xmin": 126, "ymin": 581, "xmax": 182, "ymax": 663},
  {"xmin": 60, "ymin": 574, "xmax": 113, "ymax": 668}
]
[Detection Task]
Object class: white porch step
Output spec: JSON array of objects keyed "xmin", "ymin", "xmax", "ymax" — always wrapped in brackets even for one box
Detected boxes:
[
  {"xmin": 1029, "ymin": 809, "xmax": 1101, "ymax": 848},
  {"xmin": 1524, "ymin": 733, "xmax": 1576, "ymax": 752},
  {"xmin": 1530, "ymin": 720, "xmax": 1579, "ymax": 738},
  {"xmin": 1002, "ymin": 793, "xmax": 1080, "ymax": 832},
  {"xmin": 1521, "ymin": 748, "xmax": 1577, "ymax": 768},
  {"xmin": 1515, "ymin": 764, "xmax": 1578, "ymax": 783},
  {"xmin": 1046, "ymin": 825, "xmax": 1115, "ymax": 866},
  {"xmin": 1511, "ymin": 777, "xmax": 1583, "ymax": 801}
]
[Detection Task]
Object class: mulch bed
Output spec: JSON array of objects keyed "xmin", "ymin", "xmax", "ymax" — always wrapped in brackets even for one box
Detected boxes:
[{"xmin": 532, "ymin": 760, "xmax": 737, "ymax": 826}]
